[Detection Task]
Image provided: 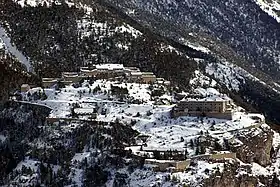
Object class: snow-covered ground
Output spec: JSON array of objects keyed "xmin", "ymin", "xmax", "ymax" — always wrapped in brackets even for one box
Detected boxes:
[
  {"xmin": 125, "ymin": 109, "xmax": 262, "ymax": 156},
  {"xmin": 0, "ymin": 25, "xmax": 32, "ymax": 72},
  {"xmin": 206, "ymin": 60, "xmax": 280, "ymax": 94},
  {"xmin": 17, "ymin": 77, "xmax": 280, "ymax": 186},
  {"xmin": 179, "ymin": 37, "xmax": 211, "ymax": 54},
  {"xmin": 0, "ymin": 135, "xmax": 7, "ymax": 143},
  {"xmin": 25, "ymin": 79, "xmax": 264, "ymax": 158},
  {"xmin": 27, "ymin": 80, "xmax": 153, "ymax": 118},
  {"xmin": 254, "ymin": 0, "xmax": 280, "ymax": 23},
  {"xmin": 206, "ymin": 61, "xmax": 245, "ymax": 91},
  {"xmin": 189, "ymin": 70, "xmax": 217, "ymax": 87},
  {"xmin": 77, "ymin": 14, "xmax": 141, "ymax": 51},
  {"xmin": 115, "ymin": 24, "xmax": 142, "ymax": 38}
]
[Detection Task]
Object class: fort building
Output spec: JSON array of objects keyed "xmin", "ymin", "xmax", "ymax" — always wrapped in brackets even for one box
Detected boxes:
[
  {"xmin": 141, "ymin": 72, "xmax": 157, "ymax": 84},
  {"xmin": 42, "ymin": 64, "xmax": 169, "ymax": 87},
  {"xmin": 74, "ymin": 108, "xmax": 97, "ymax": 119},
  {"xmin": 128, "ymin": 71, "xmax": 143, "ymax": 82},
  {"xmin": 62, "ymin": 72, "xmax": 87, "ymax": 83},
  {"xmin": 42, "ymin": 78, "xmax": 58, "ymax": 88},
  {"xmin": 145, "ymin": 159, "xmax": 191, "ymax": 172},
  {"xmin": 80, "ymin": 68, "xmax": 98, "ymax": 77},
  {"xmin": 172, "ymin": 95, "xmax": 235, "ymax": 119},
  {"xmin": 124, "ymin": 67, "xmax": 140, "ymax": 74}
]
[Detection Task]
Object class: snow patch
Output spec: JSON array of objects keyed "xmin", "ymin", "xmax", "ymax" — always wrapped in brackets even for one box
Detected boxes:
[
  {"xmin": 0, "ymin": 26, "xmax": 32, "ymax": 72},
  {"xmin": 254, "ymin": 0, "xmax": 280, "ymax": 23}
]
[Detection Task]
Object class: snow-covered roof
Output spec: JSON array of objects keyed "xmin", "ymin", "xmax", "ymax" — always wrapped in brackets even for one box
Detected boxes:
[
  {"xmin": 145, "ymin": 159, "xmax": 182, "ymax": 163},
  {"xmin": 182, "ymin": 95, "xmax": 231, "ymax": 102},
  {"xmin": 74, "ymin": 108, "xmax": 95, "ymax": 114},
  {"xmin": 143, "ymin": 147, "xmax": 185, "ymax": 152},
  {"xmin": 156, "ymin": 78, "xmax": 165, "ymax": 81},
  {"xmin": 80, "ymin": 69, "xmax": 97, "ymax": 73},
  {"xmin": 142, "ymin": 72, "xmax": 154, "ymax": 75},
  {"xmin": 130, "ymin": 72, "xmax": 142, "ymax": 76},
  {"xmin": 63, "ymin": 72, "xmax": 79, "ymax": 77},
  {"xmin": 125, "ymin": 67, "xmax": 140, "ymax": 71},
  {"xmin": 63, "ymin": 74, "xmax": 81, "ymax": 78},
  {"xmin": 96, "ymin": 64, "xmax": 124, "ymax": 70},
  {"xmin": 43, "ymin": 78, "xmax": 58, "ymax": 81},
  {"xmin": 21, "ymin": 84, "xmax": 30, "ymax": 87}
]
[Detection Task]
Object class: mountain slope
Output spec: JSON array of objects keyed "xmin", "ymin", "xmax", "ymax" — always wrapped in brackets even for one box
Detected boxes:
[
  {"xmin": 2, "ymin": 0, "xmax": 280, "ymax": 124},
  {"xmin": 3, "ymin": 1, "xmax": 280, "ymax": 186},
  {"xmin": 0, "ymin": 29, "xmax": 38, "ymax": 100},
  {"xmin": 107, "ymin": 0, "xmax": 280, "ymax": 78}
]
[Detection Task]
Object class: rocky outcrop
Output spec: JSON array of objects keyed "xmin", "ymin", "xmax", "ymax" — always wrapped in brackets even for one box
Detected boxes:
[
  {"xmin": 204, "ymin": 161, "xmax": 259, "ymax": 187},
  {"xmin": 230, "ymin": 125, "xmax": 273, "ymax": 167}
]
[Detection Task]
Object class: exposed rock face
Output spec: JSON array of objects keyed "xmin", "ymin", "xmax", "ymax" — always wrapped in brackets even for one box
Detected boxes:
[
  {"xmin": 204, "ymin": 161, "xmax": 259, "ymax": 187},
  {"xmin": 231, "ymin": 125, "xmax": 273, "ymax": 166}
]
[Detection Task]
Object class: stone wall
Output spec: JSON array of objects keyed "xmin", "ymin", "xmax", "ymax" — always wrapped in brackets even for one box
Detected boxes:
[
  {"xmin": 172, "ymin": 110, "xmax": 233, "ymax": 120},
  {"xmin": 145, "ymin": 159, "xmax": 191, "ymax": 172},
  {"xmin": 209, "ymin": 153, "xmax": 236, "ymax": 160}
]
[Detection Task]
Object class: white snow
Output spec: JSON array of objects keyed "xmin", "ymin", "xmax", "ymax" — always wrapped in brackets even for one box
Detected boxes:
[
  {"xmin": 159, "ymin": 43, "xmax": 182, "ymax": 55},
  {"xmin": 206, "ymin": 61, "xmax": 244, "ymax": 91},
  {"xmin": 15, "ymin": 158, "xmax": 40, "ymax": 172},
  {"xmin": 252, "ymin": 162, "xmax": 270, "ymax": 176},
  {"xmin": 72, "ymin": 152, "xmax": 91, "ymax": 164},
  {"xmin": 194, "ymin": 87, "xmax": 220, "ymax": 96},
  {"xmin": 115, "ymin": 24, "xmax": 142, "ymax": 38},
  {"xmin": 0, "ymin": 26, "xmax": 32, "ymax": 72},
  {"xmin": 0, "ymin": 135, "xmax": 7, "ymax": 143},
  {"xmin": 96, "ymin": 64, "xmax": 124, "ymax": 70},
  {"xmin": 24, "ymin": 78, "xmax": 264, "ymax": 159},
  {"xmin": 14, "ymin": 0, "xmax": 42, "ymax": 7},
  {"xmin": 16, "ymin": 74, "xmax": 274, "ymax": 186},
  {"xmin": 185, "ymin": 42, "xmax": 211, "ymax": 54},
  {"xmin": 25, "ymin": 80, "xmax": 152, "ymax": 119},
  {"xmin": 206, "ymin": 60, "xmax": 280, "ymax": 94},
  {"xmin": 189, "ymin": 70, "xmax": 217, "ymax": 87},
  {"xmin": 66, "ymin": 168, "xmax": 83, "ymax": 187},
  {"xmin": 273, "ymin": 130, "xmax": 280, "ymax": 149},
  {"xmin": 172, "ymin": 161, "xmax": 224, "ymax": 185},
  {"xmin": 77, "ymin": 18, "xmax": 108, "ymax": 39},
  {"xmin": 254, "ymin": 0, "xmax": 280, "ymax": 23}
]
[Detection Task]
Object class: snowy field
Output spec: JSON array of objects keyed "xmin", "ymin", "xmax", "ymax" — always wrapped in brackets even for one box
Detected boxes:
[
  {"xmin": 16, "ymin": 78, "xmax": 280, "ymax": 186},
  {"xmin": 24, "ymin": 79, "xmax": 264, "ymax": 157},
  {"xmin": 26, "ymin": 80, "xmax": 153, "ymax": 118}
]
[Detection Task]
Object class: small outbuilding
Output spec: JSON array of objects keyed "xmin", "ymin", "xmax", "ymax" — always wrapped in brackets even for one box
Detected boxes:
[{"xmin": 21, "ymin": 84, "xmax": 30, "ymax": 92}]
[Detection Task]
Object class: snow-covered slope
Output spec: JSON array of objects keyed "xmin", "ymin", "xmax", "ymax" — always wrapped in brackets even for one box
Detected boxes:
[
  {"xmin": 108, "ymin": 0, "xmax": 280, "ymax": 79},
  {"xmin": 0, "ymin": 25, "xmax": 32, "ymax": 72},
  {"xmin": 254, "ymin": 0, "xmax": 280, "ymax": 23},
  {"xmin": 2, "ymin": 75, "xmax": 280, "ymax": 186}
]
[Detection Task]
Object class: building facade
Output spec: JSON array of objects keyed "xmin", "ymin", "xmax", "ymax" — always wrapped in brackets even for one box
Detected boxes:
[
  {"xmin": 42, "ymin": 78, "xmax": 58, "ymax": 88},
  {"xmin": 145, "ymin": 159, "xmax": 191, "ymax": 172},
  {"xmin": 141, "ymin": 72, "xmax": 157, "ymax": 84},
  {"xmin": 173, "ymin": 97, "xmax": 234, "ymax": 119}
]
